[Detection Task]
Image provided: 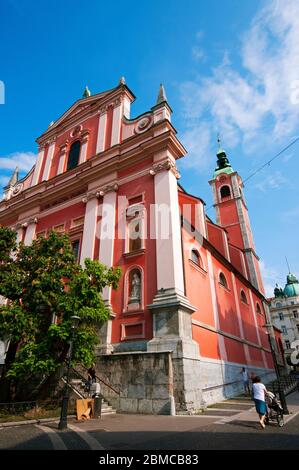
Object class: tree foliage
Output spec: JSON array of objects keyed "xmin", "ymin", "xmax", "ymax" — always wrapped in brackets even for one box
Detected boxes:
[{"xmin": 0, "ymin": 227, "xmax": 121, "ymax": 386}]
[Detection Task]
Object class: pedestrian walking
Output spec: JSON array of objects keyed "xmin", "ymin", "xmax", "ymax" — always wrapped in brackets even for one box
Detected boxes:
[
  {"xmin": 240, "ymin": 367, "xmax": 250, "ymax": 395},
  {"xmin": 252, "ymin": 376, "xmax": 268, "ymax": 429}
]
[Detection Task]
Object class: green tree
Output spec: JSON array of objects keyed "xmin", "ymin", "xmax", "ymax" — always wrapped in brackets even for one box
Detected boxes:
[{"xmin": 0, "ymin": 227, "xmax": 121, "ymax": 401}]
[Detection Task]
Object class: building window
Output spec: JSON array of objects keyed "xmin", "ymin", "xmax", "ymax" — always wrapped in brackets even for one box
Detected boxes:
[
  {"xmin": 125, "ymin": 267, "xmax": 143, "ymax": 312},
  {"xmin": 126, "ymin": 202, "xmax": 145, "ymax": 254},
  {"xmin": 71, "ymin": 240, "xmax": 80, "ymax": 262},
  {"xmin": 285, "ymin": 340, "xmax": 290, "ymax": 349},
  {"xmin": 281, "ymin": 325, "xmax": 287, "ymax": 335},
  {"xmin": 256, "ymin": 303, "xmax": 262, "ymax": 314},
  {"xmin": 219, "ymin": 272, "xmax": 228, "ymax": 289},
  {"xmin": 220, "ymin": 185, "xmax": 231, "ymax": 199},
  {"xmin": 240, "ymin": 290, "xmax": 248, "ymax": 304},
  {"xmin": 67, "ymin": 140, "xmax": 81, "ymax": 171},
  {"xmin": 293, "ymin": 311, "xmax": 298, "ymax": 319},
  {"xmin": 191, "ymin": 249, "xmax": 203, "ymax": 268},
  {"xmin": 279, "ymin": 313, "xmax": 284, "ymax": 321},
  {"xmin": 276, "ymin": 302, "xmax": 282, "ymax": 308},
  {"xmin": 291, "ymin": 301, "xmax": 295, "ymax": 305}
]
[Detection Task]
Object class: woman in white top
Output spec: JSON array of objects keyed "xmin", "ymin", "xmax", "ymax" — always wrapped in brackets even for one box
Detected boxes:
[{"xmin": 252, "ymin": 376, "xmax": 268, "ymax": 429}]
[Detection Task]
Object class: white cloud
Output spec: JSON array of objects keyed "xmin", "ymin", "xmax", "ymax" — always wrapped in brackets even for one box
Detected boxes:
[
  {"xmin": 0, "ymin": 152, "xmax": 36, "ymax": 173},
  {"xmin": 180, "ymin": 0, "xmax": 299, "ymax": 171},
  {"xmin": 254, "ymin": 171, "xmax": 289, "ymax": 192}
]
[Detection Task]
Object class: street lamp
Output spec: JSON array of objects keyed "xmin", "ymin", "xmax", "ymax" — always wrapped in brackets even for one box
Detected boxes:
[
  {"xmin": 263, "ymin": 324, "xmax": 289, "ymax": 415},
  {"xmin": 58, "ymin": 315, "xmax": 81, "ymax": 430}
]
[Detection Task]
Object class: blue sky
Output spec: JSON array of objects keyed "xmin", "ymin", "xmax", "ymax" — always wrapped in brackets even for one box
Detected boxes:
[{"xmin": 1, "ymin": 0, "xmax": 299, "ymax": 295}]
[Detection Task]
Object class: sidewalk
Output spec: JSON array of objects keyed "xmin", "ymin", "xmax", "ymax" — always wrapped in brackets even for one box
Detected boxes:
[{"xmin": 215, "ymin": 391, "xmax": 299, "ymax": 426}]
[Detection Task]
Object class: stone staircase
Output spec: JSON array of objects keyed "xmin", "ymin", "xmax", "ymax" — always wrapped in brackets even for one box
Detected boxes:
[{"xmin": 60, "ymin": 375, "xmax": 117, "ymax": 416}]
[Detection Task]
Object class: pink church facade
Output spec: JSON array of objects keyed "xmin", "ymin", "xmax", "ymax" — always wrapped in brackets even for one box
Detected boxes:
[{"xmin": 0, "ymin": 80, "xmax": 283, "ymax": 412}]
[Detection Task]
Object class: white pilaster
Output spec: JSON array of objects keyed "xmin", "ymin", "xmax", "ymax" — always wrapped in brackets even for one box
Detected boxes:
[
  {"xmin": 16, "ymin": 227, "xmax": 23, "ymax": 244},
  {"xmin": 57, "ymin": 153, "xmax": 66, "ymax": 175},
  {"xmin": 23, "ymin": 221, "xmax": 37, "ymax": 246},
  {"xmin": 111, "ymin": 103, "xmax": 122, "ymax": 147},
  {"xmin": 31, "ymin": 148, "xmax": 45, "ymax": 186},
  {"xmin": 98, "ymin": 191, "xmax": 117, "ymax": 303},
  {"xmin": 41, "ymin": 141, "xmax": 55, "ymax": 182},
  {"xmin": 153, "ymin": 167, "xmax": 184, "ymax": 294},
  {"xmin": 79, "ymin": 196, "xmax": 98, "ymax": 266},
  {"xmin": 96, "ymin": 112, "xmax": 107, "ymax": 154},
  {"xmin": 79, "ymin": 140, "xmax": 88, "ymax": 165}
]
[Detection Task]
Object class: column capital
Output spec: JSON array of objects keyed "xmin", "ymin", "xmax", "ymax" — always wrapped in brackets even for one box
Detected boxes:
[
  {"xmin": 150, "ymin": 159, "xmax": 180, "ymax": 179},
  {"xmin": 82, "ymin": 182, "xmax": 119, "ymax": 203},
  {"xmin": 16, "ymin": 217, "xmax": 38, "ymax": 230}
]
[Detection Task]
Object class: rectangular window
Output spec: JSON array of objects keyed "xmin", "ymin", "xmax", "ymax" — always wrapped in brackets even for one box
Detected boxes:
[
  {"xmin": 53, "ymin": 224, "xmax": 65, "ymax": 233},
  {"xmin": 279, "ymin": 313, "xmax": 284, "ymax": 321},
  {"xmin": 36, "ymin": 231, "xmax": 46, "ymax": 238},
  {"xmin": 71, "ymin": 216, "xmax": 84, "ymax": 228},
  {"xmin": 293, "ymin": 311, "xmax": 298, "ymax": 319},
  {"xmin": 281, "ymin": 325, "xmax": 287, "ymax": 335},
  {"xmin": 71, "ymin": 240, "xmax": 80, "ymax": 261},
  {"xmin": 285, "ymin": 340, "xmax": 290, "ymax": 349}
]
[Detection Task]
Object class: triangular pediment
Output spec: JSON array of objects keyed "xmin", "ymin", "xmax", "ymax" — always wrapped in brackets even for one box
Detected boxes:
[{"xmin": 36, "ymin": 87, "xmax": 116, "ymax": 141}]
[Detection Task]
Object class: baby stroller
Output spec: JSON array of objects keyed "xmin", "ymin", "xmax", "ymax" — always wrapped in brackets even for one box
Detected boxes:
[{"xmin": 265, "ymin": 391, "xmax": 284, "ymax": 427}]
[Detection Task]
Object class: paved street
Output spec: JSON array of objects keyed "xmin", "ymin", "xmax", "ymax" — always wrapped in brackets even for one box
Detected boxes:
[{"xmin": 0, "ymin": 392, "xmax": 299, "ymax": 451}]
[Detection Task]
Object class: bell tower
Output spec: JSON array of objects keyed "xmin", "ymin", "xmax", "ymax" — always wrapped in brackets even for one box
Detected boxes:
[{"xmin": 209, "ymin": 139, "xmax": 264, "ymax": 294}]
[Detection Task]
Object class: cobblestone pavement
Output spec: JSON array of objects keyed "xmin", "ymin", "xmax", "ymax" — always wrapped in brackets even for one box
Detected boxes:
[{"xmin": 0, "ymin": 392, "xmax": 298, "ymax": 450}]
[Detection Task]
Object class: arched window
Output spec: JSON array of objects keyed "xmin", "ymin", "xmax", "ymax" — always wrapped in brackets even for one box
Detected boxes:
[
  {"xmin": 240, "ymin": 290, "xmax": 248, "ymax": 304},
  {"xmin": 220, "ymin": 185, "xmax": 231, "ymax": 199},
  {"xmin": 219, "ymin": 272, "xmax": 228, "ymax": 289},
  {"xmin": 67, "ymin": 140, "xmax": 81, "ymax": 171},
  {"xmin": 256, "ymin": 303, "xmax": 262, "ymax": 314},
  {"xmin": 126, "ymin": 267, "xmax": 142, "ymax": 311},
  {"xmin": 191, "ymin": 249, "xmax": 202, "ymax": 267}
]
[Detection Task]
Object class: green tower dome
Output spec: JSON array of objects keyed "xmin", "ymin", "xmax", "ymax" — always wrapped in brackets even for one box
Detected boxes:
[
  {"xmin": 283, "ymin": 273, "xmax": 299, "ymax": 297},
  {"xmin": 213, "ymin": 136, "xmax": 234, "ymax": 177}
]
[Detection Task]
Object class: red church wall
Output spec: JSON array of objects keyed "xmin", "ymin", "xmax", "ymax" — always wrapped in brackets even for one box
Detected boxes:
[
  {"xmin": 182, "ymin": 229, "xmax": 215, "ymax": 328},
  {"xmin": 235, "ymin": 278, "xmax": 259, "ymax": 345},
  {"xmin": 110, "ymin": 173, "xmax": 156, "ymax": 345},
  {"xmin": 206, "ymin": 222, "xmax": 226, "ymax": 258},
  {"xmin": 229, "ymin": 244, "xmax": 246, "ymax": 277},
  {"xmin": 212, "ymin": 258, "xmax": 242, "ymax": 339},
  {"xmin": 247, "ymin": 345, "xmax": 264, "ymax": 367},
  {"xmin": 224, "ymin": 336, "xmax": 247, "ymax": 364},
  {"xmin": 192, "ymin": 326, "xmax": 221, "ymax": 360},
  {"xmin": 36, "ymin": 202, "xmax": 86, "ymax": 233}
]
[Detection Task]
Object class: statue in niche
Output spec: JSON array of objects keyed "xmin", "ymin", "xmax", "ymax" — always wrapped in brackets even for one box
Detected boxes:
[{"xmin": 129, "ymin": 271, "xmax": 141, "ymax": 304}]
